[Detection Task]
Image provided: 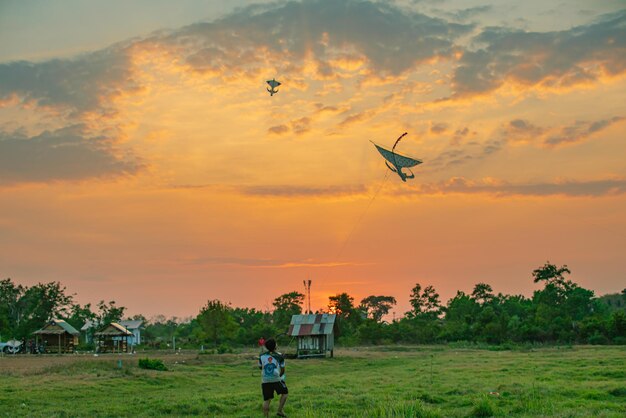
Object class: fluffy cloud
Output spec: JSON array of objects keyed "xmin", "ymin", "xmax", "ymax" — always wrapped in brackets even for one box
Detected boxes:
[
  {"xmin": 452, "ymin": 10, "xmax": 626, "ymax": 96},
  {"xmin": 0, "ymin": 125, "xmax": 142, "ymax": 184},
  {"xmin": 162, "ymin": 0, "xmax": 472, "ymax": 76},
  {"xmin": 0, "ymin": 46, "xmax": 139, "ymax": 114}
]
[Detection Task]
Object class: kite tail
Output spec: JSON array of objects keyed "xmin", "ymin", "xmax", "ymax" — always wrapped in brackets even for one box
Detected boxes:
[{"xmin": 392, "ymin": 132, "xmax": 408, "ymax": 152}]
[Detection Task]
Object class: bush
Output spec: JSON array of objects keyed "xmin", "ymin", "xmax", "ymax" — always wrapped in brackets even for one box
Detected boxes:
[
  {"xmin": 217, "ymin": 344, "xmax": 233, "ymax": 354},
  {"xmin": 138, "ymin": 358, "xmax": 167, "ymax": 371},
  {"xmin": 588, "ymin": 332, "xmax": 609, "ymax": 345},
  {"xmin": 470, "ymin": 396, "xmax": 497, "ymax": 417}
]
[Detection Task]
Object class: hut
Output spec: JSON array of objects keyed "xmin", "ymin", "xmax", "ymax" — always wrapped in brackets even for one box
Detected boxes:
[
  {"xmin": 119, "ymin": 320, "xmax": 143, "ymax": 346},
  {"xmin": 33, "ymin": 319, "xmax": 80, "ymax": 353},
  {"xmin": 82, "ymin": 319, "xmax": 143, "ymax": 347},
  {"xmin": 288, "ymin": 314, "xmax": 336, "ymax": 358},
  {"xmin": 94, "ymin": 322, "xmax": 134, "ymax": 353}
]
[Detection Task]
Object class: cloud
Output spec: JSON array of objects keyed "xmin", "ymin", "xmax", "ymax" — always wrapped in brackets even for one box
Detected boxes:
[
  {"xmin": 430, "ymin": 122, "xmax": 449, "ymax": 134},
  {"xmin": 452, "ymin": 10, "xmax": 626, "ymax": 97},
  {"xmin": 268, "ymin": 124, "xmax": 290, "ymax": 135},
  {"xmin": 268, "ymin": 117, "xmax": 311, "ymax": 135},
  {"xmin": 238, "ymin": 184, "xmax": 367, "ymax": 198},
  {"xmin": 0, "ymin": 45, "xmax": 139, "ymax": 114},
  {"xmin": 402, "ymin": 177, "xmax": 626, "ymax": 197},
  {"xmin": 0, "ymin": 125, "xmax": 142, "ymax": 184},
  {"xmin": 544, "ymin": 116, "xmax": 624, "ymax": 146},
  {"xmin": 165, "ymin": 0, "xmax": 472, "ymax": 76}
]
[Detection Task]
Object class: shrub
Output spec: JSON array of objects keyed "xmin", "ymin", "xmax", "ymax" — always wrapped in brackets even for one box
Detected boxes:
[
  {"xmin": 470, "ymin": 396, "xmax": 497, "ymax": 417},
  {"xmin": 217, "ymin": 344, "xmax": 233, "ymax": 354},
  {"xmin": 138, "ymin": 358, "xmax": 167, "ymax": 371},
  {"xmin": 588, "ymin": 332, "xmax": 609, "ymax": 345}
]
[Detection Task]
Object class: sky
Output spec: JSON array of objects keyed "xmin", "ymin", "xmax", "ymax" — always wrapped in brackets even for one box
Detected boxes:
[{"xmin": 1, "ymin": 0, "xmax": 625, "ymax": 320}]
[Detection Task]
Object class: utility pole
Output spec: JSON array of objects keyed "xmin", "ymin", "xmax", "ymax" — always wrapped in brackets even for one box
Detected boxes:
[{"xmin": 303, "ymin": 279, "xmax": 312, "ymax": 314}]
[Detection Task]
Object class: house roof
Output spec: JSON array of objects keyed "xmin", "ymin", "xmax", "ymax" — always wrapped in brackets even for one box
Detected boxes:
[
  {"xmin": 82, "ymin": 319, "xmax": 143, "ymax": 331},
  {"xmin": 119, "ymin": 320, "xmax": 143, "ymax": 330},
  {"xmin": 33, "ymin": 319, "xmax": 80, "ymax": 336},
  {"xmin": 94, "ymin": 322, "xmax": 133, "ymax": 336},
  {"xmin": 288, "ymin": 314, "xmax": 336, "ymax": 337}
]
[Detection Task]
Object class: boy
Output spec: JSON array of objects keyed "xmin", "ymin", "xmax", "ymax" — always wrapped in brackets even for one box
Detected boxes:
[{"xmin": 258, "ymin": 338, "xmax": 288, "ymax": 417}]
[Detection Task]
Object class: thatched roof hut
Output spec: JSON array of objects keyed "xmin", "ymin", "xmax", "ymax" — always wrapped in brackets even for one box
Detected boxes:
[
  {"xmin": 94, "ymin": 322, "xmax": 134, "ymax": 353},
  {"xmin": 33, "ymin": 319, "xmax": 80, "ymax": 353}
]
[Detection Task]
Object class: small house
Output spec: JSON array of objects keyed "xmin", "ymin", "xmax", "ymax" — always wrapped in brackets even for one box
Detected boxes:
[
  {"xmin": 33, "ymin": 319, "xmax": 80, "ymax": 353},
  {"xmin": 288, "ymin": 314, "xmax": 336, "ymax": 358},
  {"xmin": 94, "ymin": 322, "xmax": 134, "ymax": 353},
  {"xmin": 118, "ymin": 320, "xmax": 143, "ymax": 346},
  {"xmin": 82, "ymin": 319, "xmax": 143, "ymax": 347}
]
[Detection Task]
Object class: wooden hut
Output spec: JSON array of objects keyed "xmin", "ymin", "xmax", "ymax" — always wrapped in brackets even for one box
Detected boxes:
[
  {"xmin": 94, "ymin": 322, "xmax": 134, "ymax": 353},
  {"xmin": 33, "ymin": 319, "xmax": 80, "ymax": 353},
  {"xmin": 288, "ymin": 314, "xmax": 336, "ymax": 358}
]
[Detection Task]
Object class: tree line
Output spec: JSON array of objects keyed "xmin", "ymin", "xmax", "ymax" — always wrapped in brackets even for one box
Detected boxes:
[{"xmin": 1, "ymin": 262, "xmax": 625, "ymax": 349}]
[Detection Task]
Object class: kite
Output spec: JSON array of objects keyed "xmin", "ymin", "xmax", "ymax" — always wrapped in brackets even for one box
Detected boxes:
[
  {"xmin": 266, "ymin": 78, "xmax": 281, "ymax": 96},
  {"xmin": 371, "ymin": 132, "xmax": 423, "ymax": 182}
]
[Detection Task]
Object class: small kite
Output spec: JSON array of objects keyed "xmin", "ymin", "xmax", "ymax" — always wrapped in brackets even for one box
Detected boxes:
[
  {"xmin": 266, "ymin": 78, "xmax": 281, "ymax": 96},
  {"xmin": 371, "ymin": 132, "xmax": 423, "ymax": 182}
]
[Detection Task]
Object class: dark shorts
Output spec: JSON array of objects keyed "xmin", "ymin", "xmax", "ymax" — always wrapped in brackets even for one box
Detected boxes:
[{"xmin": 261, "ymin": 381, "xmax": 288, "ymax": 401}]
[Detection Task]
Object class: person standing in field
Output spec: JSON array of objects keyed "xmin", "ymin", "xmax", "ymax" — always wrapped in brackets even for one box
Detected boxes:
[{"xmin": 258, "ymin": 338, "xmax": 288, "ymax": 417}]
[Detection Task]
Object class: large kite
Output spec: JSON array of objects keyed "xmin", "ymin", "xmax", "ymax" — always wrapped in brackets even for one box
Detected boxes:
[{"xmin": 371, "ymin": 132, "xmax": 423, "ymax": 182}]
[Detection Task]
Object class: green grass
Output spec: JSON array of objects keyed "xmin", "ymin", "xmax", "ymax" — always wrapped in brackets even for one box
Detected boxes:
[{"xmin": 1, "ymin": 346, "xmax": 625, "ymax": 417}]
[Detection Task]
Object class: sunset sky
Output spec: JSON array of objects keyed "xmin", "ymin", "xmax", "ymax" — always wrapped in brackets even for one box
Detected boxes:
[{"xmin": 1, "ymin": 0, "xmax": 625, "ymax": 319}]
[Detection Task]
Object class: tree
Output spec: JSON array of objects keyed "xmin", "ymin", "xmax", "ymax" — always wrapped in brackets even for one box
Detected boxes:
[
  {"xmin": 359, "ymin": 295, "xmax": 397, "ymax": 322},
  {"xmin": 471, "ymin": 283, "xmax": 494, "ymax": 305},
  {"xmin": 0, "ymin": 278, "xmax": 24, "ymax": 337},
  {"xmin": 15, "ymin": 282, "xmax": 74, "ymax": 339},
  {"xmin": 328, "ymin": 293, "xmax": 356, "ymax": 317},
  {"xmin": 197, "ymin": 300, "xmax": 237, "ymax": 346},
  {"xmin": 408, "ymin": 283, "xmax": 441, "ymax": 318},
  {"xmin": 532, "ymin": 262, "xmax": 571, "ymax": 287},
  {"xmin": 96, "ymin": 300, "xmax": 125, "ymax": 325},
  {"xmin": 64, "ymin": 302, "xmax": 96, "ymax": 333},
  {"xmin": 272, "ymin": 291, "xmax": 304, "ymax": 329}
]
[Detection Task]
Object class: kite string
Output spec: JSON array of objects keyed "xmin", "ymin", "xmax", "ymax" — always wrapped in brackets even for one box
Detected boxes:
[{"xmin": 334, "ymin": 170, "xmax": 390, "ymax": 261}]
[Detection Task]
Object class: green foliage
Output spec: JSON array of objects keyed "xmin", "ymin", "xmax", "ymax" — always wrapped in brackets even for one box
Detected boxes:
[
  {"xmin": 273, "ymin": 291, "xmax": 304, "ymax": 329},
  {"xmin": 197, "ymin": 299, "xmax": 238, "ymax": 347},
  {"xmin": 217, "ymin": 343, "xmax": 233, "ymax": 354},
  {"xmin": 408, "ymin": 283, "xmax": 441, "ymax": 319},
  {"xmin": 360, "ymin": 295, "xmax": 397, "ymax": 322},
  {"xmin": 470, "ymin": 396, "xmax": 498, "ymax": 417},
  {"xmin": 138, "ymin": 358, "xmax": 167, "ymax": 371}
]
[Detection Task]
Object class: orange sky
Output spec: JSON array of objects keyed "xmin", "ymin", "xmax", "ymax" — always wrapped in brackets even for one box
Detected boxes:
[{"xmin": 1, "ymin": 0, "xmax": 625, "ymax": 319}]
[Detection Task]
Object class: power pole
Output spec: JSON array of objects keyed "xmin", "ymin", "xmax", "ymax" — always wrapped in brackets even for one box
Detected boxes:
[{"xmin": 303, "ymin": 279, "xmax": 312, "ymax": 314}]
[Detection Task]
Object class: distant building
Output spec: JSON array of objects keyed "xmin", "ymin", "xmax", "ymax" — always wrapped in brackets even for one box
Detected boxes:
[
  {"xmin": 33, "ymin": 319, "xmax": 80, "ymax": 353},
  {"xmin": 119, "ymin": 320, "xmax": 143, "ymax": 346},
  {"xmin": 94, "ymin": 322, "xmax": 134, "ymax": 353},
  {"xmin": 82, "ymin": 319, "xmax": 143, "ymax": 346},
  {"xmin": 288, "ymin": 314, "xmax": 336, "ymax": 358}
]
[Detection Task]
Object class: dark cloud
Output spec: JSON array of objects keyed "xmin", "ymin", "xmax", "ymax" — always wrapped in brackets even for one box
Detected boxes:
[
  {"xmin": 268, "ymin": 124, "xmax": 290, "ymax": 135},
  {"xmin": 407, "ymin": 177, "xmax": 626, "ymax": 197},
  {"xmin": 0, "ymin": 125, "xmax": 142, "ymax": 184},
  {"xmin": 452, "ymin": 10, "xmax": 626, "ymax": 96},
  {"xmin": 268, "ymin": 117, "xmax": 311, "ymax": 135},
  {"xmin": 0, "ymin": 46, "xmax": 139, "ymax": 113},
  {"xmin": 544, "ymin": 116, "xmax": 624, "ymax": 146},
  {"xmin": 430, "ymin": 122, "xmax": 448, "ymax": 134},
  {"xmin": 166, "ymin": 0, "xmax": 472, "ymax": 76}
]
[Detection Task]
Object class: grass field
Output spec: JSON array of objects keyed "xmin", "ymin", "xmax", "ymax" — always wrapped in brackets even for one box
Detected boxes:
[{"xmin": 1, "ymin": 345, "xmax": 625, "ymax": 417}]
